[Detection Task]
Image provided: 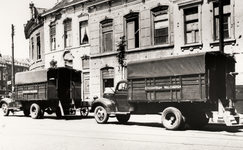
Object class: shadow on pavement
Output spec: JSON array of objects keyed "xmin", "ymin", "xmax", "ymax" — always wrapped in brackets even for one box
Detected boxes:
[
  {"xmin": 202, "ymin": 123, "xmax": 243, "ymax": 133},
  {"xmin": 2, "ymin": 112, "xmax": 94, "ymax": 120},
  {"xmin": 108, "ymin": 121, "xmax": 243, "ymax": 133}
]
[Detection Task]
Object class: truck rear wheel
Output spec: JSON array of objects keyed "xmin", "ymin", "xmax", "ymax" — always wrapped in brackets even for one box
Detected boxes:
[
  {"xmin": 161, "ymin": 107, "xmax": 185, "ymax": 130},
  {"xmin": 186, "ymin": 112, "xmax": 209, "ymax": 129},
  {"xmin": 1, "ymin": 103, "xmax": 10, "ymax": 116},
  {"xmin": 116, "ymin": 114, "xmax": 130, "ymax": 124},
  {"xmin": 94, "ymin": 106, "xmax": 109, "ymax": 124},
  {"xmin": 80, "ymin": 107, "xmax": 89, "ymax": 117},
  {"xmin": 30, "ymin": 103, "xmax": 41, "ymax": 119}
]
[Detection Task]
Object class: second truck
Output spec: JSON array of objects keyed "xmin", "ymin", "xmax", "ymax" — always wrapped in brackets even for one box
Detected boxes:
[{"xmin": 0, "ymin": 67, "xmax": 89, "ymax": 119}]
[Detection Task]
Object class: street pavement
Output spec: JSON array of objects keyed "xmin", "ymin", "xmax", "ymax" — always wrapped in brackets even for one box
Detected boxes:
[{"xmin": 1, "ymin": 111, "xmax": 243, "ymax": 150}]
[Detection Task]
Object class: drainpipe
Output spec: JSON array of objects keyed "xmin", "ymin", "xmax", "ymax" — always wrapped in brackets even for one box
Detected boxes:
[{"xmin": 219, "ymin": 0, "xmax": 224, "ymax": 53}]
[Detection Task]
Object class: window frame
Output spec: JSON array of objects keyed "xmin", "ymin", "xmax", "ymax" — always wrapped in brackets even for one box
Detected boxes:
[
  {"xmin": 82, "ymin": 56, "xmax": 90, "ymax": 70},
  {"xmin": 179, "ymin": 1, "xmax": 203, "ymax": 47},
  {"xmin": 36, "ymin": 34, "xmax": 41, "ymax": 60},
  {"xmin": 79, "ymin": 20, "xmax": 89, "ymax": 45},
  {"xmin": 183, "ymin": 6, "xmax": 200, "ymax": 45},
  {"xmin": 100, "ymin": 18, "xmax": 113, "ymax": 53},
  {"xmin": 63, "ymin": 18, "xmax": 72, "ymax": 48},
  {"xmin": 84, "ymin": 78, "xmax": 90, "ymax": 93},
  {"xmin": 50, "ymin": 24, "xmax": 56, "ymax": 51},
  {"xmin": 213, "ymin": 0, "xmax": 233, "ymax": 41},
  {"xmin": 31, "ymin": 37, "xmax": 34, "ymax": 59},
  {"xmin": 151, "ymin": 5, "xmax": 170, "ymax": 46},
  {"xmin": 101, "ymin": 67, "xmax": 115, "ymax": 94},
  {"xmin": 124, "ymin": 12, "xmax": 140, "ymax": 50}
]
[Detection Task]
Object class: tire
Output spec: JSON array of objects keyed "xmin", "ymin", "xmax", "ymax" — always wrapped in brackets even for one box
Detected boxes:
[
  {"xmin": 56, "ymin": 106, "xmax": 62, "ymax": 118},
  {"xmin": 30, "ymin": 103, "xmax": 41, "ymax": 119},
  {"xmin": 186, "ymin": 112, "xmax": 209, "ymax": 129},
  {"xmin": 1, "ymin": 103, "xmax": 10, "ymax": 116},
  {"xmin": 39, "ymin": 109, "xmax": 44, "ymax": 118},
  {"xmin": 94, "ymin": 106, "xmax": 109, "ymax": 124},
  {"xmin": 23, "ymin": 109, "xmax": 30, "ymax": 117},
  {"xmin": 116, "ymin": 114, "xmax": 130, "ymax": 124},
  {"xmin": 80, "ymin": 107, "xmax": 89, "ymax": 117},
  {"xmin": 161, "ymin": 107, "xmax": 185, "ymax": 130}
]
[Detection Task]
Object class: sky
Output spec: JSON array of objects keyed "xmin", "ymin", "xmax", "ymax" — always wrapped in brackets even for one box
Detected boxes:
[{"xmin": 0, "ymin": 0, "xmax": 58, "ymax": 59}]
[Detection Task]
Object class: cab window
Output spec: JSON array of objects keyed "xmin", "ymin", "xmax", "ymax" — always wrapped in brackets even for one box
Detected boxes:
[{"xmin": 117, "ymin": 83, "xmax": 127, "ymax": 91}]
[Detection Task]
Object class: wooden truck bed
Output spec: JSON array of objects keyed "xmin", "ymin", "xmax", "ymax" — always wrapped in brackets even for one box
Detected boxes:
[{"xmin": 127, "ymin": 52, "xmax": 235, "ymax": 103}]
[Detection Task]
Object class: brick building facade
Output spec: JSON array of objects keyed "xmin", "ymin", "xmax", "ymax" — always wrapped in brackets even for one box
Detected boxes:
[
  {"xmin": 25, "ymin": 0, "xmax": 243, "ymax": 99},
  {"xmin": 88, "ymin": 0, "xmax": 243, "ymax": 98}
]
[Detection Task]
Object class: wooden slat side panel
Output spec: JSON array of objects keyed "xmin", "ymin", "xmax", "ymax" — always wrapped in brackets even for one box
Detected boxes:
[
  {"xmin": 129, "ymin": 74, "xmax": 206, "ymax": 102},
  {"xmin": 181, "ymin": 75, "xmax": 206, "ymax": 100},
  {"xmin": 15, "ymin": 83, "xmax": 48, "ymax": 101}
]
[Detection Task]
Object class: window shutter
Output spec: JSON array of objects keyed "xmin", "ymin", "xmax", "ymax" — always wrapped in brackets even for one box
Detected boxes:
[{"xmin": 127, "ymin": 21, "xmax": 135, "ymax": 49}]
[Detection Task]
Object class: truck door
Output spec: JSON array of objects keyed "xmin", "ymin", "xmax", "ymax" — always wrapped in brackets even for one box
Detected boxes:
[{"xmin": 115, "ymin": 82, "xmax": 130, "ymax": 112}]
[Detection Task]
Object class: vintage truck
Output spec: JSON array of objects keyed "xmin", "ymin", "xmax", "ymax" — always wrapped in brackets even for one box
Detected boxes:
[
  {"xmin": 91, "ymin": 51, "xmax": 243, "ymax": 130},
  {"xmin": 0, "ymin": 67, "xmax": 89, "ymax": 119}
]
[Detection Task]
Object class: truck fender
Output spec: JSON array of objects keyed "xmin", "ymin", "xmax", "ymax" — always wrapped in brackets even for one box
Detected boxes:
[
  {"xmin": 91, "ymin": 98, "xmax": 117, "ymax": 114},
  {"xmin": 0, "ymin": 98, "xmax": 14, "ymax": 106}
]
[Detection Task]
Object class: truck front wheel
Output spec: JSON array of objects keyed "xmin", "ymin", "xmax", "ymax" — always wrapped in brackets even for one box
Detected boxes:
[
  {"xmin": 30, "ymin": 103, "xmax": 41, "ymax": 119},
  {"xmin": 1, "ymin": 103, "xmax": 10, "ymax": 116},
  {"xmin": 94, "ymin": 106, "xmax": 109, "ymax": 124},
  {"xmin": 161, "ymin": 107, "xmax": 185, "ymax": 130},
  {"xmin": 116, "ymin": 114, "xmax": 130, "ymax": 124}
]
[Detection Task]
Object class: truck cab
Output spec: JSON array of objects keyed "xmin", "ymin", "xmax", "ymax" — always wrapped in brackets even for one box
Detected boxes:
[
  {"xmin": 103, "ymin": 80, "xmax": 131, "ymax": 112},
  {"xmin": 92, "ymin": 80, "xmax": 132, "ymax": 124}
]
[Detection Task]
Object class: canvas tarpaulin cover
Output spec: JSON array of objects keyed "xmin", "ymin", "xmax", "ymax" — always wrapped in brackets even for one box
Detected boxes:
[
  {"xmin": 127, "ymin": 52, "xmax": 225, "ymax": 79},
  {"xmin": 15, "ymin": 69, "xmax": 48, "ymax": 85}
]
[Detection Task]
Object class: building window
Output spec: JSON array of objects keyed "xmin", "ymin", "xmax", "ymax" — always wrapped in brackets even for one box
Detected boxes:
[
  {"xmin": 125, "ymin": 12, "xmax": 139, "ymax": 49},
  {"xmin": 64, "ymin": 18, "xmax": 72, "ymax": 48},
  {"xmin": 184, "ymin": 7, "xmax": 199, "ymax": 44},
  {"xmin": 101, "ymin": 19, "xmax": 113, "ymax": 53},
  {"xmin": 37, "ymin": 34, "xmax": 41, "ymax": 59},
  {"xmin": 82, "ymin": 58, "xmax": 90, "ymax": 69},
  {"xmin": 213, "ymin": 0, "xmax": 231, "ymax": 40},
  {"xmin": 84, "ymin": 78, "xmax": 90, "ymax": 93},
  {"xmin": 50, "ymin": 25, "xmax": 56, "ymax": 50},
  {"xmin": 79, "ymin": 21, "xmax": 89, "ymax": 45},
  {"xmin": 151, "ymin": 6, "xmax": 169, "ymax": 45},
  {"xmin": 101, "ymin": 68, "xmax": 114, "ymax": 94},
  {"xmin": 31, "ymin": 37, "xmax": 34, "ymax": 59}
]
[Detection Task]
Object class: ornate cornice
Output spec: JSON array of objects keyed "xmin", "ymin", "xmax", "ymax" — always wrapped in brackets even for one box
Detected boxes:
[{"xmin": 24, "ymin": 19, "xmax": 44, "ymax": 39}]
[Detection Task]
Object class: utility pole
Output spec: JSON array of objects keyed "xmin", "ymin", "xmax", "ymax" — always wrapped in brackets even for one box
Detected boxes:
[
  {"xmin": 11, "ymin": 24, "xmax": 15, "ymax": 93},
  {"xmin": 219, "ymin": 0, "xmax": 224, "ymax": 53}
]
